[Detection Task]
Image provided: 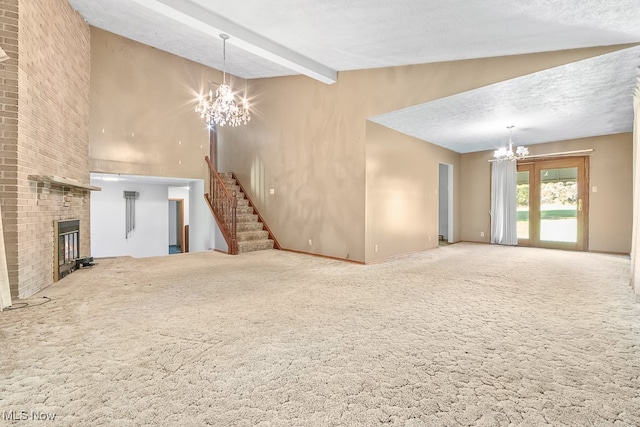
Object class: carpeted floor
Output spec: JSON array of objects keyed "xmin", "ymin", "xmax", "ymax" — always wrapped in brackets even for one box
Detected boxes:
[{"xmin": 1, "ymin": 243, "xmax": 639, "ymax": 426}]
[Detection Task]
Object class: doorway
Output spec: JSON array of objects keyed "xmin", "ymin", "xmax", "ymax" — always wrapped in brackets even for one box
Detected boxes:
[
  {"xmin": 517, "ymin": 157, "xmax": 588, "ymax": 250},
  {"xmin": 438, "ymin": 163, "xmax": 454, "ymax": 244},
  {"xmin": 169, "ymin": 198, "xmax": 185, "ymax": 254}
]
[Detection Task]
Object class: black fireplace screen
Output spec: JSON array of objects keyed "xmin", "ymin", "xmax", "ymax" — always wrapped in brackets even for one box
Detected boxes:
[{"xmin": 54, "ymin": 219, "xmax": 79, "ymax": 281}]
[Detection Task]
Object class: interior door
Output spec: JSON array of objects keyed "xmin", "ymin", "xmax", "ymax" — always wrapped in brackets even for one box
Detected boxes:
[{"xmin": 517, "ymin": 157, "xmax": 588, "ymax": 251}]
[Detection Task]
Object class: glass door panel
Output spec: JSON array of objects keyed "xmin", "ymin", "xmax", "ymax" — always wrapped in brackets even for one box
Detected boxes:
[
  {"xmin": 539, "ymin": 167, "xmax": 578, "ymax": 243},
  {"xmin": 517, "ymin": 158, "xmax": 587, "ymax": 251},
  {"xmin": 516, "ymin": 170, "xmax": 530, "ymax": 240}
]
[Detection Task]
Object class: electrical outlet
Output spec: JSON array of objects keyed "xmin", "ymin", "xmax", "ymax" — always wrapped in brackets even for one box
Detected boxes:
[
  {"xmin": 308, "ymin": 238, "xmax": 313, "ymax": 246},
  {"xmin": 480, "ymin": 231, "xmax": 485, "ymax": 237},
  {"xmin": 269, "ymin": 188, "xmax": 275, "ymax": 195},
  {"xmin": 374, "ymin": 244, "xmax": 378, "ymax": 253},
  {"xmin": 429, "ymin": 236, "xmax": 432, "ymax": 242}
]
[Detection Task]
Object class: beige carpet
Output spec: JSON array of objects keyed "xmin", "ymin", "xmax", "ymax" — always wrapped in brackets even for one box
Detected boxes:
[{"xmin": 1, "ymin": 243, "xmax": 639, "ymax": 426}]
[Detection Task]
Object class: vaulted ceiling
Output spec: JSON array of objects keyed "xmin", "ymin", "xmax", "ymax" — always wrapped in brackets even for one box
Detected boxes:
[{"xmin": 68, "ymin": 0, "xmax": 640, "ymax": 153}]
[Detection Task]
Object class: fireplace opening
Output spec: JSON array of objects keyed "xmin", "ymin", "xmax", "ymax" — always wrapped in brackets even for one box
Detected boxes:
[
  {"xmin": 53, "ymin": 219, "xmax": 95, "ymax": 281},
  {"xmin": 54, "ymin": 219, "xmax": 79, "ymax": 280}
]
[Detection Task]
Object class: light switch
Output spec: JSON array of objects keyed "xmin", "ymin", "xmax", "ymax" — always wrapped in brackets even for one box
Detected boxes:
[
  {"xmin": 592, "ymin": 186, "xmax": 597, "ymax": 193},
  {"xmin": 269, "ymin": 188, "xmax": 275, "ymax": 195}
]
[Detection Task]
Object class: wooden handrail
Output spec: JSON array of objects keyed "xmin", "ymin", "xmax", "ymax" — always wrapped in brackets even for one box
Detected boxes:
[
  {"xmin": 204, "ymin": 156, "xmax": 238, "ymax": 255},
  {"xmin": 231, "ymin": 172, "xmax": 281, "ymax": 250}
]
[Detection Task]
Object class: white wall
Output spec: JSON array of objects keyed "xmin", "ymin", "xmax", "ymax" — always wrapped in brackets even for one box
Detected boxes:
[
  {"xmin": 214, "ymin": 223, "xmax": 228, "ymax": 253},
  {"xmin": 91, "ymin": 177, "xmax": 217, "ymax": 257},
  {"xmin": 91, "ymin": 180, "xmax": 169, "ymax": 258},
  {"xmin": 188, "ymin": 180, "xmax": 217, "ymax": 252}
]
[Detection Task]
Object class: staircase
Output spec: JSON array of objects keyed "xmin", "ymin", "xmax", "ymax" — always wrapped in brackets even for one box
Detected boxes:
[{"xmin": 219, "ymin": 173, "xmax": 275, "ymax": 254}]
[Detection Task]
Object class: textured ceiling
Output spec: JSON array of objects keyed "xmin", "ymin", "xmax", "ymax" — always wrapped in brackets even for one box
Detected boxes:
[
  {"xmin": 371, "ymin": 46, "xmax": 640, "ymax": 153},
  {"xmin": 67, "ymin": 0, "xmax": 640, "ymax": 152}
]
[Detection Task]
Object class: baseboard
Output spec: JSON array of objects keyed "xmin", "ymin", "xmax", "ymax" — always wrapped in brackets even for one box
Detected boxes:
[
  {"xmin": 280, "ymin": 248, "xmax": 365, "ymax": 265},
  {"xmin": 588, "ymin": 249, "xmax": 630, "ymax": 258}
]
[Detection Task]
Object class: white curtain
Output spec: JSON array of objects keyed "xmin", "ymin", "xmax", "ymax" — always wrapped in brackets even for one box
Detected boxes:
[
  {"xmin": 490, "ymin": 160, "xmax": 518, "ymax": 245},
  {"xmin": 631, "ymin": 72, "xmax": 640, "ymax": 303}
]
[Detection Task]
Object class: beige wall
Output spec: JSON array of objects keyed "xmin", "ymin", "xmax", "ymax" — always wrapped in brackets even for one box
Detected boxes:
[
  {"xmin": 89, "ymin": 28, "xmax": 211, "ymax": 179},
  {"xmin": 460, "ymin": 151, "xmax": 493, "ymax": 243},
  {"xmin": 86, "ymin": 26, "xmax": 634, "ymax": 261},
  {"xmin": 460, "ymin": 133, "xmax": 633, "ymax": 254},
  {"xmin": 218, "ymin": 74, "xmax": 368, "ymax": 260},
  {"xmin": 365, "ymin": 122, "xmax": 461, "ymax": 263},
  {"xmin": 219, "ymin": 46, "xmax": 625, "ymax": 262},
  {"xmin": 0, "ymin": 0, "xmax": 91, "ymax": 298}
]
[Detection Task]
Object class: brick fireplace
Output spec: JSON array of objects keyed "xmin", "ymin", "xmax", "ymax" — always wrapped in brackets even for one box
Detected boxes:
[{"xmin": 0, "ymin": 0, "xmax": 92, "ymax": 299}]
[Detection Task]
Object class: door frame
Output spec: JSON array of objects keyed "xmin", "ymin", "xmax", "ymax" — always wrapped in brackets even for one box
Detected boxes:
[
  {"xmin": 517, "ymin": 156, "xmax": 589, "ymax": 251},
  {"xmin": 169, "ymin": 198, "xmax": 185, "ymax": 253},
  {"xmin": 438, "ymin": 163, "xmax": 454, "ymax": 242}
]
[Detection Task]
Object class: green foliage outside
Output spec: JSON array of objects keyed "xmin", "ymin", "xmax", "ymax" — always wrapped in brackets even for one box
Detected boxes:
[
  {"xmin": 517, "ymin": 184, "xmax": 529, "ymax": 207},
  {"xmin": 517, "ymin": 181, "xmax": 577, "ymax": 208},
  {"xmin": 517, "ymin": 181, "xmax": 577, "ymax": 221}
]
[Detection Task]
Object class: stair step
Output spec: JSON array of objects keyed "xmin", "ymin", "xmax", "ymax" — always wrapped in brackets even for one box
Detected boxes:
[
  {"xmin": 237, "ymin": 205, "xmax": 254, "ymax": 215},
  {"xmin": 238, "ymin": 239, "xmax": 274, "ymax": 253},
  {"xmin": 213, "ymin": 172, "xmax": 274, "ymax": 255},
  {"xmin": 237, "ymin": 213, "xmax": 258, "ymax": 223},
  {"xmin": 237, "ymin": 222, "xmax": 264, "ymax": 232},
  {"xmin": 224, "ymin": 184, "xmax": 241, "ymax": 193},
  {"xmin": 237, "ymin": 230, "xmax": 269, "ymax": 242}
]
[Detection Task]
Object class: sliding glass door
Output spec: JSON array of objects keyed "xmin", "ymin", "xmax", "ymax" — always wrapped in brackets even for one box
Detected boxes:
[{"xmin": 517, "ymin": 157, "xmax": 588, "ymax": 250}]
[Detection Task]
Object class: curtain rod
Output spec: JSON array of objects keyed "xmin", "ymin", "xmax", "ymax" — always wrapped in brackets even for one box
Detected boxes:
[{"xmin": 487, "ymin": 149, "xmax": 594, "ymax": 163}]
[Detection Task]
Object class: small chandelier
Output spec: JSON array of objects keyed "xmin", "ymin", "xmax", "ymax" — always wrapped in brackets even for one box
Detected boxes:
[
  {"xmin": 494, "ymin": 125, "xmax": 528, "ymax": 161},
  {"xmin": 196, "ymin": 34, "xmax": 250, "ymax": 128}
]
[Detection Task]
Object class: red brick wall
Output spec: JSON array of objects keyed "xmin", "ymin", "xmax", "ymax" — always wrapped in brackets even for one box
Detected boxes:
[{"xmin": 0, "ymin": 0, "xmax": 91, "ymax": 298}]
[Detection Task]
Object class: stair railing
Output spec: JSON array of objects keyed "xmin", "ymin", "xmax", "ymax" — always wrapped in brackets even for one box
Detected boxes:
[{"xmin": 204, "ymin": 156, "xmax": 238, "ymax": 255}]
